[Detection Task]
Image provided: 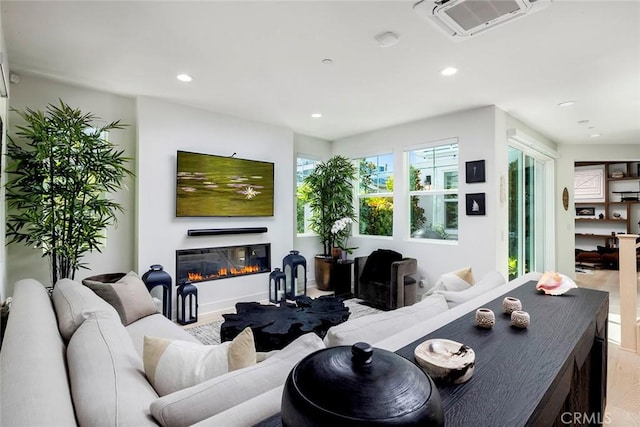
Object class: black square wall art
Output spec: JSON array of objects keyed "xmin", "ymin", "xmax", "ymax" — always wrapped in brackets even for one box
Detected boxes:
[
  {"xmin": 466, "ymin": 193, "xmax": 486, "ymax": 216},
  {"xmin": 466, "ymin": 160, "xmax": 485, "ymax": 183}
]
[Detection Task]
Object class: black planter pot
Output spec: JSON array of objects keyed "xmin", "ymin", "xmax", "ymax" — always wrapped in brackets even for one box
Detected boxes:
[{"xmin": 282, "ymin": 342, "xmax": 444, "ymax": 426}]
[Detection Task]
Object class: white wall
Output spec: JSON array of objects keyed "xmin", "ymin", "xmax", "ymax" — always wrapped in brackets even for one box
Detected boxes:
[
  {"xmin": 331, "ymin": 106, "xmax": 500, "ymax": 286},
  {"xmin": 5, "ymin": 74, "xmax": 136, "ymax": 293},
  {"xmin": 136, "ymin": 97, "xmax": 294, "ymax": 315},
  {"xmin": 556, "ymin": 143, "xmax": 640, "ymax": 276}
]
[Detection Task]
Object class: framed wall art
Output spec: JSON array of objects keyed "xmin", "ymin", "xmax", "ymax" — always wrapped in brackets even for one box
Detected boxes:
[
  {"xmin": 466, "ymin": 160, "xmax": 485, "ymax": 183},
  {"xmin": 466, "ymin": 193, "xmax": 486, "ymax": 216}
]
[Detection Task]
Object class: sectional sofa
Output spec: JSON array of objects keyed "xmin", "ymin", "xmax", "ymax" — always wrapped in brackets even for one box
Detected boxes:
[{"xmin": 0, "ymin": 270, "xmax": 541, "ymax": 426}]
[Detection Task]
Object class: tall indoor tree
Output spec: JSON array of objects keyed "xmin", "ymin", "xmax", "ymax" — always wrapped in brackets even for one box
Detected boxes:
[
  {"xmin": 298, "ymin": 155, "xmax": 357, "ymax": 290},
  {"xmin": 5, "ymin": 100, "xmax": 133, "ymax": 286}
]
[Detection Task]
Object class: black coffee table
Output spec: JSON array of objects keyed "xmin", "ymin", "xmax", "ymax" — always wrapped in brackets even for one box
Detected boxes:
[{"xmin": 221, "ymin": 296, "xmax": 350, "ymax": 351}]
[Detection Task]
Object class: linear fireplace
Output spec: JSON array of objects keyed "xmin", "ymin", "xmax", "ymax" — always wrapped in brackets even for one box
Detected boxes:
[{"xmin": 176, "ymin": 243, "xmax": 271, "ymax": 284}]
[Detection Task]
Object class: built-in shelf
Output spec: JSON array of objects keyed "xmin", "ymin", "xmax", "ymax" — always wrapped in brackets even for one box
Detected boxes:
[{"xmin": 575, "ymin": 161, "xmax": 640, "ymax": 251}]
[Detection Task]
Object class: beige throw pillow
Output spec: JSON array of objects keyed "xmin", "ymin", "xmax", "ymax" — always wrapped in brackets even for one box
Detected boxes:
[
  {"xmin": 425, "ymin": 266, "xmax": 475, "ymax": 296},
  {"xmin": 84, "ymin": 271, "xmax": 158, "ymax": 325},
  {"xmin": 143, "ymin": 327, "xmax": 256, "ymax": 396}
]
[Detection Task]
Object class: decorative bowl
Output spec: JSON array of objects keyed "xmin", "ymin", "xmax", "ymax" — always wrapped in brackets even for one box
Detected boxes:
[
  {"xmin": 414, "ymin": 338, "xmax": 475, "ymax": 384},
  {"xmin": 282, "ymin": 342, "xmax": 444, "ymax": 426}
]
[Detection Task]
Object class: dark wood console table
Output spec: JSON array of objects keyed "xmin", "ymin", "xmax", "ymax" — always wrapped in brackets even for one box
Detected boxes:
[
  {"xmin": 395, "ymin": 281, "xmax": 608, "ymax": 426},
  {"xmin": 255, "ymin": 281, "xmax": 608, "ymax": 426}
]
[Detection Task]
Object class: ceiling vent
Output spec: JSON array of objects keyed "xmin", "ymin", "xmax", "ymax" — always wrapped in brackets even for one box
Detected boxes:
[{"xmin": 414, "ymin": 0, "xmax": 551, "ymax": 39}]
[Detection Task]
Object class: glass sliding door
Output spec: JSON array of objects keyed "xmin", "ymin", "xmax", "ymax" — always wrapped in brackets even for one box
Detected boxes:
[{"xmin": 508, "ymin": 146, "xmax": 548, "ymax": 280}]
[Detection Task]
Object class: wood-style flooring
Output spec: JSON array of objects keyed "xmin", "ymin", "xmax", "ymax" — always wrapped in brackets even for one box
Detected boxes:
[{"xmin": 576, "ymin": 269, "xmax": 640, "ymax": 425}]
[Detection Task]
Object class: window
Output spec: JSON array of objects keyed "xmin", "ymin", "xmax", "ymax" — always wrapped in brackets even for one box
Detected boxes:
[
  {"xmin": 356, "ymin": 154, "xmax": 394, "ymax": 236},
  {"xmin": 407, "ymin": 141, "xmax": 459, "ymax": 241},
  {"xmin": 296, "ymin": 156, "xmax": 319, "ymax": 234}
]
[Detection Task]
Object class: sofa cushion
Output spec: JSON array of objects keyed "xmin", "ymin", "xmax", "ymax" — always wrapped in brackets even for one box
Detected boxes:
[
  {"xmin": 150, "ymin": 332, "xmax": 325, "ymax": 427},
  {"xmin": 143, "ymin": 327, "xmax": 256, "ymax": 396},
  {"xmin": 126, "ymin": 313, "xmax": 202, "ymax": 357},
  {"xmin": 192, "ymin": 385, "xmax": 284, "ymax": 427},
  {"xmin": 1, "ymin": 279, "xmax": 77, "ymax": 427},
  {"xmin": 323, "ymin": 294, "xmax": 449, "ymax": 347},
  {"xmin": 84, "ymin": 271, "xmax": 158, "ymax": 325},
  {"xmin": 425, "ymin": 266, "xmax": 475, "ymax": 296},
  {"xmin": 52, "ymin": 277, "xmax": 120, "ymax": 340},
  {"xmin": 67, "ymin": 311, "xmax": 159, "ymax": 426},
  {"xmin": 434, "ymin": 270, "xmax": 506, "ymax": 308}
]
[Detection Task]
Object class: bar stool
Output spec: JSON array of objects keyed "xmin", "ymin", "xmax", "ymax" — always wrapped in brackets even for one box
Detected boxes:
[{"xmin": 177, "ymin": 281, "xmax": 198, "ymax": 325}]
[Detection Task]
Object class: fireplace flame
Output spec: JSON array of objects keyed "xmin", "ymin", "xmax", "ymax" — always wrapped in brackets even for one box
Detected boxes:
[{"xmin": 187, "ymin": 265, "xmax": 261, "ymax": 282}]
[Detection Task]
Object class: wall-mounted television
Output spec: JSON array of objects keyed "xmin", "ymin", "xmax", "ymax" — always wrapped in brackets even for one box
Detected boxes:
[{"xmin": 176, "ymin": 151, "xmax": 274, "ymax": 217}]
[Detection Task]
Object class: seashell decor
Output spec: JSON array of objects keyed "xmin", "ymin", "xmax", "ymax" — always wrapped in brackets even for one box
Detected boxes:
[{"xmin": 535, "ymin": 272, "xmax": 578, "ymax": 295}]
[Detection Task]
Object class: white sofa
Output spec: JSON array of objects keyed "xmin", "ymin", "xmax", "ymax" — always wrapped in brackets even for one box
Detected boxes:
[
  {"xmin": 0, "ymin": 271, "xmax": 541, "ymax": 427},
  {"xmin": 0, "ymin": 278, "xmax": 324, "ymax": 427}
]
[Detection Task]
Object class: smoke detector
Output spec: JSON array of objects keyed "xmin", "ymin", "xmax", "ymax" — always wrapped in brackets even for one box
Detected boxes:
[{"xmin": 414, "ymin": 0, "xmax": 551, "ymax": 39}]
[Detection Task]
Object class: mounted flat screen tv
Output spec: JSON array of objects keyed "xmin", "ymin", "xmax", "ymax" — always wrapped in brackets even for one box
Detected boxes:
[{"xmin": 176, "ymin": 151, "xmax": 274, "ymax": 217}]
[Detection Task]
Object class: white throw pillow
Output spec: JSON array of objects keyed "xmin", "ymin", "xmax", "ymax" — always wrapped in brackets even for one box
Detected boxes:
[
  {"xmin": 434, "ymin": 270, "xmax": 506, "ymax": 308},
  {"xmin": 425, "ymin": 266, "xmax": 475, "ymax": 296},
  {"xmin": 143, "ymin": 327, "xmax": 256, "ymax": 396}
]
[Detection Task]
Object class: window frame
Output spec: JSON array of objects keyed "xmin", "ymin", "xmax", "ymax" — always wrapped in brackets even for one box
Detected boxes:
[
  {"xmin": 405, "ymin": 139, "xmax": 460, "ymax": 242},
  {"xmin": 295, "ymin": 154, "xmax": 321, "ymax": 236},
  {"xmin": 355, "ymin": 153, "xmax": 395, "ymax": 238}
]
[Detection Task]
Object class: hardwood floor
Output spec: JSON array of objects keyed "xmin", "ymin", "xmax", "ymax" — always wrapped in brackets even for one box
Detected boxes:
[{"xmin": 576, "ymin": 269, "xmax": 640, "ymax": 424}]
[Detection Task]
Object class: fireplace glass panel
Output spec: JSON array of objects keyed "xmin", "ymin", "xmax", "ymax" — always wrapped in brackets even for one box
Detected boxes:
[{"xmin": 176, "ymin": 244, "xmax": 270, "ymax": 284}]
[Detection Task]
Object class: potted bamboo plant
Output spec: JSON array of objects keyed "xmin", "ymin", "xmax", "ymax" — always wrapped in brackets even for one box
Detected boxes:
[
  {"xmin": 5, "ymin": 100, "xmax": 133, "ymax": 287},
  {"xmin": 299, "ymin": 155, "xmax": 356, "ymax": 290}
]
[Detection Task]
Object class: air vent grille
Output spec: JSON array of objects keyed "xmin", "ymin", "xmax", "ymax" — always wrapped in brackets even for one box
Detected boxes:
[
  {"xmin": 414, "ymin": 0, "xmax": 551, "ymax": 39},
  {"xmin": 443, "ymin": 0, "xmax": 521, "ymax": 31}
]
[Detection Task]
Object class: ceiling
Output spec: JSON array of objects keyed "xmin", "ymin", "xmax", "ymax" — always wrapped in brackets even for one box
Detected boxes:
[{"xmin": 2, "ymin": 1, "xmax": 639, "ymax": 144}]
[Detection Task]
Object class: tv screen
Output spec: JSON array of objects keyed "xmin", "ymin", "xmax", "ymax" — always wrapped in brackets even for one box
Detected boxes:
[{"xmin": 176, "ymin": 151, "xmax": 274, "ymax": 217}]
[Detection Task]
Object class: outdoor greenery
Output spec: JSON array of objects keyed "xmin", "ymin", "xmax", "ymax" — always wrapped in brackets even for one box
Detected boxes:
[
  {"xmin": 5, "ymin": 100, "xmax": 132, "ymax": 285},
  {"xmin": 358, "ymin": 161, "xmax": 428, "ymax": 237},
  {"xmin": 299, "ymin": 155, "xmax": 357, "ymax": 256}
]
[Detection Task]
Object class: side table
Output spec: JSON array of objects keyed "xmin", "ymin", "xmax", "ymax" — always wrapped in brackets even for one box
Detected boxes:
[{"xmin": 332, "ymin": 259, "xmax": 353, "ymax": 299}]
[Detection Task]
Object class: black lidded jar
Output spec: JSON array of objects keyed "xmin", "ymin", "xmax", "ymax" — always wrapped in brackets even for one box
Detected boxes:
[{"xmin": 281, "ymin": 342, "xmax": 444, "ymax": 427}]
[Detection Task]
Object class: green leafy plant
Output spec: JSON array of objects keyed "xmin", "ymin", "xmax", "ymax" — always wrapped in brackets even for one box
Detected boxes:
[
  {"xmin": 302, "ymin": 155, "xmax": 356, "ymax": 256},
  {"xmin": 5, "ymin": 100, "xmax": 133, "ymax": 285}
]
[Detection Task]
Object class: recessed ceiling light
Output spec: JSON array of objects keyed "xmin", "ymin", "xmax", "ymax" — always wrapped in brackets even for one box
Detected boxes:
[
  {"xmin": 441, "ymin": 67, "xmax": 457, "ymax": 76},
  {"xmin": 311, "ymin": 113, "xmax": 322, "ymax": 119},
  {"xmin": 590, "ymin": 133, "xmax": 601, "ymax": 138},
  {"xmin": 321, "ymin": 59, "xmax": 333, "ymax": 65},
  {"xmin": 176, "ymin": 74, "xmax": 192, "ymax": 82},
  {"xmin": 558, "ymin": 101, "xmax": 575, "ymax": 107}
]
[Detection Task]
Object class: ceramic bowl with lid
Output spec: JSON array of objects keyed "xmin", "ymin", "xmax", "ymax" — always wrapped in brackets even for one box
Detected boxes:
[{"xmin": 281, "ymin": 342, "xmax": 444, "ymax": 426}]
